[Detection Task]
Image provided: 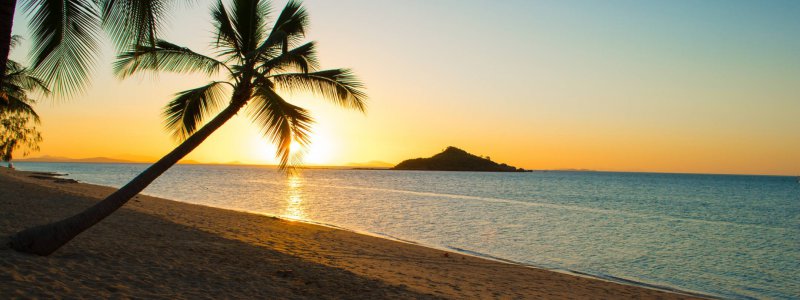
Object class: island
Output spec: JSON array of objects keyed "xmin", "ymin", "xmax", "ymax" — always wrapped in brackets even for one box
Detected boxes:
[{"xmin": 392, "ymin": 146, "xmax": 529, "ymax": 172}]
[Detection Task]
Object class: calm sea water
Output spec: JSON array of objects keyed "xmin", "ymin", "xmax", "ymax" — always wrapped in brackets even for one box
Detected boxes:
[{"xmin": 12, "ymin": 162, "xmax": 800, "ymax": 299}]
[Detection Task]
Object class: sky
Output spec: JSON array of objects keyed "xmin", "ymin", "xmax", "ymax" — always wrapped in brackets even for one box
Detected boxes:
[{"xmin": 9, "ymin": 0, "xmax": 800, "ymax": 175}]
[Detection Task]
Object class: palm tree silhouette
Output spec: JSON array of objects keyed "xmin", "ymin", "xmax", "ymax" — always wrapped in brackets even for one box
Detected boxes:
[
  {"xmin": 1, "ymin": 0, "xmax": 170, "ymax": 95},
  {"xmin": 1, "ymin": 35, "xmax": 49, "ymax": 166},
  {"xmin": 1, "ymin": 36, "xmax": 48, "ymax": 118},
  {"xmin": 9, "ymin": 0, "xmax": 367, "ymax": 255}
]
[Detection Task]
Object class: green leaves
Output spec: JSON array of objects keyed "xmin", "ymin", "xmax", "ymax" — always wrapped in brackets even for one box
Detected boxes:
[
  {"xmin": 1, "ymin": 57, "xmax": 45, "ymax": 162},
  {"xmin": 260, "ymin": 0, "xmax": 309, "ymax": 55},
  {"xmin": 212, "ymin": 0, "xmax": 242, "ymax": 62},
  {"xmin": 23, "ymin": 0, "xmax": 101, "ymax": 96},
  {"xmin": 114, "ymin": 40, "xmax": 228, "ymax": 78},
  {"xmin": 163, "ymin": 81, "xmax": 230, "ymax": 141},
  {"xmin": 230, "ymin": 0, "xmax": 270, "ymax": 56},
  {"xmin": 0, "ymin": 110, "xmax": 43, "ymax": 162},
  {"xmin": 100, "ymin": 0, "xmax": 169, "ymax": 49},
  {"xmin": 259, "ymin": 41, "xmax": 318, "ymax": 74},
  {"xmin": 20, "ymin": 0, "xmax": 173, "ymax": 97},
  {"xmin": 2, "ymin": 59, "xmax": 48, "ymax": 123},
  {"xmin": 271, "ymin": 69, "xmax": 367, "ymax": 112}
]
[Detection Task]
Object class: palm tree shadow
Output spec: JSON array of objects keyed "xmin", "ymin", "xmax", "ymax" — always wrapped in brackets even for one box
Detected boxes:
[{"xmin": 0, "ymin": 178, "xmax": 440, "ymax": 299}]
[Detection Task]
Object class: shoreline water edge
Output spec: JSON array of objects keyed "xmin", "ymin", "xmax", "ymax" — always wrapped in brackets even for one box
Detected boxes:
[{"xmin": 0, "ymin": 167, "xmax": 716, "ymax": 299}]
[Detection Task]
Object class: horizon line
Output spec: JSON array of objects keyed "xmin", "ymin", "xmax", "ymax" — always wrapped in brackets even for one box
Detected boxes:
[{"xmin": 13, "ymin": 157, "xmax": 798, "ymax": 177}]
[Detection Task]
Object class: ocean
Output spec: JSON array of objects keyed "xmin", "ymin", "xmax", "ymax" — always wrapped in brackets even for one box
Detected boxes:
[{"xmin": 12, "ymin": 162, "xmax": 800, "ymax": 299}]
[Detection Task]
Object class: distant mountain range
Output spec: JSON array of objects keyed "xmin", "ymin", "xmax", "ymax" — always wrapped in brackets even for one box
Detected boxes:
[
  {"xmin": 17, "ymin": 155, "xmax": 200, "ymax": 164},
  {"xmin": 18, "ymin": 155, "xmax": 134, "ymax": 163},
  {"xmin": 392, "ymin": 146, "xmax": 528, "ymax": 172}
]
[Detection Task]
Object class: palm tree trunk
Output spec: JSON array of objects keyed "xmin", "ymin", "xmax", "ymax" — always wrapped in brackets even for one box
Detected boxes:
[
  {"xmin": 9, "ymin": 100, "xmax": 247, "ymax": 256},
  {"xmin": 0, "ymin": 0, "xmax": 16, "ymax": 81}
]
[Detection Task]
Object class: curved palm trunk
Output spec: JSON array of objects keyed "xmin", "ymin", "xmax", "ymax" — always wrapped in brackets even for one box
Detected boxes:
[
  {"xmin": 9, "ymin": 100, "xmax": 247, "ymax": 255},
  {"xmin": 0, "ymin": 0, "xmax": 15, "ymax": 82}
]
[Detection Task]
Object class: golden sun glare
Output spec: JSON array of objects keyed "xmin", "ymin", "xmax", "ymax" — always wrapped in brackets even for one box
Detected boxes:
[
  {"xmin": 289, "ymin": 140, "xmax": 303, "ymax": 156},
  {"xmin": 249, "ymin": 132, "xmax": 335, "ymax": 165}
]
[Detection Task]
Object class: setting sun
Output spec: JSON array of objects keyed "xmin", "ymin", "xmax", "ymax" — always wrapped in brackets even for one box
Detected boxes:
[
  {"xmin": 289, "ymin": 140, "xmax": 302, "ymax": 155},
  {"xmin": 242, "ymin": 129, "xmax": 337, "ymax": 166}
]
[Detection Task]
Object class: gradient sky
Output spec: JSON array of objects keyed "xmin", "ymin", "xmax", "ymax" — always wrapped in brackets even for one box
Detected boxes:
[{"xmin": 9, "ymin": 0, "xmax": 800, "ymax": 175}]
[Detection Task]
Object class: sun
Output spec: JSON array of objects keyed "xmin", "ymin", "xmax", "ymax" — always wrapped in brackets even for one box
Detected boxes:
[
  {"xmin": 247, "ymin": 132, "xmax": 336, "ymax": 165},
  {"xmin": 289, "ymin": 140, "xmax": 303, "ymax": 156},
  {"xmin": 297, "ymin": 132, "xmax": 336, "ymax": 165}
]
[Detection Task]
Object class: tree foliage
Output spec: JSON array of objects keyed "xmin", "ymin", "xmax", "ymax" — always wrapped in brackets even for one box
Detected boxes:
[
  {"xmin": 1, "ymin": 36, "xmax": 46, "ymax": 162},
  {"xmin": 15, "ymin": 0, "xmax": 172, "ymax": 96},
  {"xmin": 116, "ymin": 0, "xmax": 367, "ymax": 167},
  {"xmin": 0, "ymin": 110, "xmax": 42, "ymax": 162}
]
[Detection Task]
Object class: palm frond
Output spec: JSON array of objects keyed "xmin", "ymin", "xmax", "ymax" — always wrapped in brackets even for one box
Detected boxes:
[
  {"xmin": 0, "ymin": 81, "xmax": 41, "ymax": 123},
  {"xmin": 231, "ymin": 0, "xmax": 271, "ymax": 56},
  {"xmin": 9, "ymin": 35, "xmax": 23, "ymax": 50},
  {"xmin": 163, "ymin": 81, "xmax": 230, "ymax": 141},
  {"xmin": 270, "ymin": 69, "xmax": 366, "ymax": 112},
  {"xmin": 259, "ymin": 0, "xmax": 308, "ymax": 57},
  {"xmin": 23, "ymin": 0, "xmax": 101, "ymax": 96},
  {"xmin": 114, "ymin": 40, "xmax": 228, "ymax": 78},
  {"xmin": 5, "ymin": 58, "xmax": 24, "ymax": 75},
  {"xmin": 5, "ymin": 70, "xmax": 51, "ymax": 96},
  {"xmin": 2, "ymin": 60, "xmax": 49, "ymax": 114},
  {"xmin": 100, "ymin": 0, "xmax": 169, "ymax": 49},
  {"xmin": 259, "ymin": 41, "xmax": 318, "ymax": 74},
  {"xmin": 211, "ymin": 0, "xmax": 242, "ymax": 61},
  {"xmin": 247, "ymin": 80, "xmax": 313, "ymax": 168}
]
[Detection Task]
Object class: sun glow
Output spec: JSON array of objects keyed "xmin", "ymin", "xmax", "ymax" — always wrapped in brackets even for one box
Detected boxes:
[
  {"xmin": 246, "ymin": 130, "xmax": 336, "ymax": 166},
  {"xmin": 289, "ymin": 140, "xmax": 302, "ymax": 156},
  {"xmin": 282, "ymin": 174, "xmax": 305, "ymax": 221},
  {"xmin": 11, "ymin": 1, "xmax": 799, "ymax": 176},
  {"xmin": 289, "ymin": 131, "xmax": 336, "ymax": 165}
]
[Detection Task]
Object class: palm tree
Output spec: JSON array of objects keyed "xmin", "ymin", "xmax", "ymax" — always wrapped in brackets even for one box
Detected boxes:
[
  {"xmin": 1, "ymin": 0, "xmax": 170, "ymax": 95},
  {"xmin": 0, "ymin": 0, "xmax": 18, "ymax": 82},
  {"xmin": 1, "ymin": 35, "xmax": 48, "ymax": 122},
  {"xmin": 9, "ymin": 0, "xmax": 367, "ymax": 256},
  {"xmin": 1, "ymin": 37, "xmax": 49, "ymax": 166}
]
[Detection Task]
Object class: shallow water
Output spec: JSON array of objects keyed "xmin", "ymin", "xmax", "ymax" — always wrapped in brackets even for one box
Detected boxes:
[{"xmin": 13, "ymin": 162, "xmax": 800, "ymax": 299}]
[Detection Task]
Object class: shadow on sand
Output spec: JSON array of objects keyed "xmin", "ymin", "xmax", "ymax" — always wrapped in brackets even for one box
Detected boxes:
[{"xmin": 0, "ymin": 176, "xmax": 440, "ymax": 299}]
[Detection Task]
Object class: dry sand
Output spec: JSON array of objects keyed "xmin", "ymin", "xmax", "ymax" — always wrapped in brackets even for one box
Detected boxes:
[{"xmin": 0, "ymin": 168, "xmax": 707, "ymax": 299}]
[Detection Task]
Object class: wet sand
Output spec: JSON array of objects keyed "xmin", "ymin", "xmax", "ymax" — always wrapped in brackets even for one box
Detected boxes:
[{"xmin": 0, "ymin": 168, "xmax": 706, "ymax": 299}]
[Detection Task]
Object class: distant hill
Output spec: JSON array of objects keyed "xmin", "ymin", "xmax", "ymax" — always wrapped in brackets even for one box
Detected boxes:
[
  {"xmin": 18, "ymin": 155, "xmax": 201, "ymax": 164},
  {"xmin": 392, "ymin": 147, "xmax": 528, "ymax": 172},
  {"xmin": 18, "ymin": 155, "xmax": 134, "ymax": 163}
]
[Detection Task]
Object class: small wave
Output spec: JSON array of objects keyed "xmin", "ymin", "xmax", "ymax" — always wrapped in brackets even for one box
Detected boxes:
[{"xmin": 284, "ymin": 182, "xmax": 796, "ymax": 232}]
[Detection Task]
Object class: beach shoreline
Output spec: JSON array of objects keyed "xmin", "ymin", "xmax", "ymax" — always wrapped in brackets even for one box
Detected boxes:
[{"xmin": 1, "ymin": 168, "xmax": 708, "ymax": 299}]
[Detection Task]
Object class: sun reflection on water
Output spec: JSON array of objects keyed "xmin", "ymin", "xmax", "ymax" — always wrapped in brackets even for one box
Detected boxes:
[{"xmin": 283, "ymin": 173, "xmax": 305, "ymax": 221}]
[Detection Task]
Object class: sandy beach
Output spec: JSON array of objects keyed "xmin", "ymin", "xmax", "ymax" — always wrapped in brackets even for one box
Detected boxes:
[{"xmin": 0, "ymin": 168, "xmax": 706, "ymax": 299}]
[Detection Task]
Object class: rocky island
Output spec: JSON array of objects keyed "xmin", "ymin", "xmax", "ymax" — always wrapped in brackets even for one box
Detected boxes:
[{"xmin": 392, "ymin": 146, "xmax": 528, "ymax": 172}]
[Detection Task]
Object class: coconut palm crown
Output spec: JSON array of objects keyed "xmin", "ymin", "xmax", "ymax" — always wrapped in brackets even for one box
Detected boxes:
[
  {"xmin": 116, "ymin": 0, "xmax": 366, "ymax": 166},
  {"xmin": 9, "ymin": 0, "xmax": 366, "ymax": 256},
  {"xmin": 2, "ymin": 55, "xmax": 49, "ymax": 120}
]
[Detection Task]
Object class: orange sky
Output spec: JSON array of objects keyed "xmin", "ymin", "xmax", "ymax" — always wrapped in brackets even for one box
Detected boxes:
[{"xmin": 9, "ymin": 1, "xmax": 800, "ymax": 175}]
